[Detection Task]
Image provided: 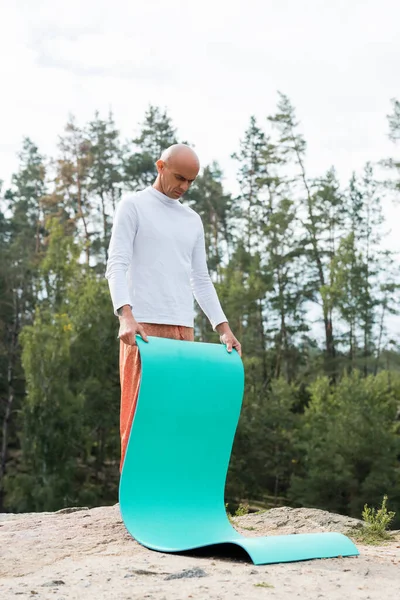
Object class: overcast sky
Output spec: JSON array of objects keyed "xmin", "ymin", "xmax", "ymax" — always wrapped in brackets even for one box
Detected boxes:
[{"xmin": 1, "ymin": 0, "xmax": 399, "ymax": 249}]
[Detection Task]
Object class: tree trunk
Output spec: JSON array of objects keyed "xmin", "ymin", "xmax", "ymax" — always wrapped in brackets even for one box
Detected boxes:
[
  {"xmin": 258, "ymin": 298, "xmax": 268, "ymax": 385},
  {"xmin": 100, "ymin": 191, "xmax": 108, "ymax": 262},
  {"xmin": 0, "ymin": 294, "xmax": 19, "ymax": 511},
  {"xmin": 374, "ymin": 300, "xmax": 386, "ymax": 375},
  {"xmin": 290, "ymin": 128, "xmax": 336, "ymax": 363}
]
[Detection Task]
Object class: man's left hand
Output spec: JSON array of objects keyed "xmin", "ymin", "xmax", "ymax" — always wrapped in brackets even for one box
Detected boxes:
[{"xmin": 216, "ymin": 322, "xmax": 242, "ymax": 357}]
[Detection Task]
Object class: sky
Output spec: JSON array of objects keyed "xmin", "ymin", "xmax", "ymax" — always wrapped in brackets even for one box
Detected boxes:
[{"xmin": 1, "ymin": 0, "xmax": 399, "ymax": 251}]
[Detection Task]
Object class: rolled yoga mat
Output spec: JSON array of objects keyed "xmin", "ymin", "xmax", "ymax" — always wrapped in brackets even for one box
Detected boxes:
[{"xmin": 119, "ymin": 336, "xmax": 359, "ymax": 565}]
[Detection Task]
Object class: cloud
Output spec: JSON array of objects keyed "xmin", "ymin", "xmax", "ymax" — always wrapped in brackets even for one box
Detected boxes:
[
  {"xmin": 1, "ymin": 0, "xmax": 399, "ymax": 192},
  {"xmin": 33, "ymin": 32, "xmax": 173, "ymax": 81}
]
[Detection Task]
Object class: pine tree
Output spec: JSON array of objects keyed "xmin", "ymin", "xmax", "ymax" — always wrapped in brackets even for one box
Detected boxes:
[
  {"xmin": 230, "ymin": 117, "xmax": 271, "ymax": 373},
  {"xmin": 5, "ymin": 213, "xmax": 122, "ymax": 511},
  {"xmin": 0, "ymin": 139, "xmax": 46, "ymax": 510},
  {"xmin": 54, "ymin": 117, "xmax": 93, "ymax": 263},
  {"xmin": 257, "ymin": 128, "xmax": 308, "ymax": 381},
  {"xmin": 187, "ymin": 163, "xmax": 232, "ymax": 273},
  {"xmin": 232, "ymin": 116, "xmax": 267, "ymax": 255},
  {"xmin": 382, "ymin": 98, "xmax": 400, "ymax": 196},
  {"xmin": 331, "ymin": 165, "xmax": 400, "ymax": 372},
  {"xmin": 289, "ymin": 371, "xmax": 400, "ymax": 522},
  {"xmin": 268, "ymin": 95, "xmax": 345, "ymax": 370},
  {"xmin": 87, "ymin": 111, "xmax": 123, "ymax": 263},
  {"xmin": 186, "ymin": 164, "xmax": 234, "ymax": 341},
  {"xmin": 227, "ymin": 378, "xmax": 300, "ymax": 504},
  {"xmin": 123, "ymin": 105, "xmax": 178, "ymax": 190}
]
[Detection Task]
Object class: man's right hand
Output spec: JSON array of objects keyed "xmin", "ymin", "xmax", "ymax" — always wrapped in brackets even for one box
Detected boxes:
[{"xmin": 117, "ymin": 306, "xmax": 149, "ymax": 346}]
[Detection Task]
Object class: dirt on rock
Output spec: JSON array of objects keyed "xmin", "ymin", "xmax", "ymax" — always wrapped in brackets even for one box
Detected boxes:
[{"xmin": 0, "ymin": 504, "xmax": 399, "ymax": 600}]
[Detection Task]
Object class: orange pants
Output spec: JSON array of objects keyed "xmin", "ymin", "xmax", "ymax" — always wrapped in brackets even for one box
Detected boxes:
[{"xmin": 119, "ymin": 323, "xmax": 194, "ymax": 470}]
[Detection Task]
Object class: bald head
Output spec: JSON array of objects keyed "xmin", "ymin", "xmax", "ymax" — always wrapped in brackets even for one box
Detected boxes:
[
  {"xmin": 154, "ymin": 144, "xmax": 200, "ymax": 199},
  {"xmin": 160, "ymin": 144, "xmax": 200, "ymax": 169}
]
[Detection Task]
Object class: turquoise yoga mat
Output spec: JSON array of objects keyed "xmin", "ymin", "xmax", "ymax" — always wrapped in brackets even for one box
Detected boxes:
[{"xmin": 119, "ymin": 336, "xmax": 359, "ymax": 565}]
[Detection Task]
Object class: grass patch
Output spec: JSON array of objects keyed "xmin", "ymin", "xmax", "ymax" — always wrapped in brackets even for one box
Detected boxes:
[
  {"xmin": 225, "ymin": 503, "xmax": 233, "ymax": 522},
  {"xmin": 352, "ymin": 495, "xmax": 396, "ymax": 545},
  {"xmin": 235, "ymin": 503, "xmax": 250, "ymax": 517},
  {"xmin": 254, "ymin": 582, "xmax": 274, "ymax": 588},
  {"xmin": 226, "ymin": 502, "xmax": 250, "ymax": 521}
]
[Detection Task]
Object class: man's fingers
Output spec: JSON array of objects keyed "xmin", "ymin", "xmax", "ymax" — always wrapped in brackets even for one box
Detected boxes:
[
  {"xmin": 137, "ymin": 326, "xmax": 149, "ymax": 342},
  {"xmin": 234, "ymin": 342, "xmax": 242, "ymax": 355},
  {"xmin": 226, "ymin": 343, "xmax": 232, "ymax": 353},
  {"xmin": 119, "ymin": 328, "xmax": 149, "ymax": 345},
  {"xmin": 232, "ymin": 340, "xmax": 242, "ymax": 357}
]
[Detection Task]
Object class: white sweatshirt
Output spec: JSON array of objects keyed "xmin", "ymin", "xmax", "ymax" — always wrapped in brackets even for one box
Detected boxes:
[{"xmin": 105, "ymin": 186, "xmax": 228, "ymax": 330}]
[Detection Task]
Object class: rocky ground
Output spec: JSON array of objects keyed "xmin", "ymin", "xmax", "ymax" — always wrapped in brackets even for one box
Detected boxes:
[{"xmin": 0, "ymin": 504, "xmax": 399, "ymax": 600}]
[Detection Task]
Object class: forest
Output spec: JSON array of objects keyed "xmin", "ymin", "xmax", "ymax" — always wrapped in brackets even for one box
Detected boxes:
[{"xmin": 1, "ymin": 94, "xmax": 400, "ymax": 526}]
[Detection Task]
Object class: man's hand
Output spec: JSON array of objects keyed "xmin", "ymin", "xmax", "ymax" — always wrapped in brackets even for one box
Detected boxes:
[
  {"xmin": 117, "ymin": 305, "xmax": 149, "ymax": 346},
  {"xmin": 216, "ymin": 322, "xmax": 242, "ymax": 357}
]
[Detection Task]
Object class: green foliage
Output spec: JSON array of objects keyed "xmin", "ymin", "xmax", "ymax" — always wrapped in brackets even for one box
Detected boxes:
[
  {"xmin": 5, "ymin": 309, "xmax": 84, "ymax": 511},
  {"xmin": 234, "ymin": 503, "xmax": 250, "ymax": 517},
  {"xmin": 123, "ymin": 105, "xmax": 178, "ymax": 190},
  {"xmin": 0, "ymin": 139, "xmax": 47, "ymax": 509},
  {"xmin": 87, "ymin": 111, "xmax": 123, "ymax": 259},
  {"xmin": 381, "ymin": 98, "xmax": 400, "ymax": 197},
  {"xmin": 3, "ymin": 216, "xmax": 120, "ymax": 511},
  {"xmin": 289, "ymin": 371, "xmax": 400, "ymax": 525},
  {"xmin": 1, "ymin": 99, "xmax": 400, "ymax": 524},
  {"xmin": 227, "ymin": 377, "xmax": 300, "ymax": 503},
  {"xmin": 353, "ymin": 495, "xmax": 396, "ymax": 545},
  {"xmin": 363, "ymin": 495, "xmax": 395, "ymax": 533}
]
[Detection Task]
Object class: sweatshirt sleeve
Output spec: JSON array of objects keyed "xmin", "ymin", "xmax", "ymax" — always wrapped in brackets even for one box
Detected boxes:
[
  {"xmin": 105, "ymin": 197, "xmax": 138, "ymax": 316},
  {"xmin": 190, "ymin": 221, "xmax": 228, "ymax": 331}
]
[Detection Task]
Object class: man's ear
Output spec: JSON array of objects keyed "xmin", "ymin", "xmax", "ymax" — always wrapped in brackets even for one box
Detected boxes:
[{"xmin": 155, "ymin": 159, "xmax": 164, "ymax": 174}]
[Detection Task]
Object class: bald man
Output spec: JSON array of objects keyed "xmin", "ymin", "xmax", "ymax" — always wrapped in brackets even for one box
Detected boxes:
[{"xmin": 105, "ymin": 144, "xmax": 241, "ymax": 469}]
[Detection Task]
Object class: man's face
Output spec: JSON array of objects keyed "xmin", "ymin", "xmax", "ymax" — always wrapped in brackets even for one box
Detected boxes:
[{"xmin": 156, "ymin": 155, "xmax": 199, "ymax": 199}]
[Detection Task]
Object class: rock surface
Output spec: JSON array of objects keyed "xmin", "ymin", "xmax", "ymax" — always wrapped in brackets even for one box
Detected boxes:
[
  {"xmin": 0, "ymin": 504, "xmax": 399, "ymax": 599},
  {"xmin": 235, "ymin": 505, "xmax": 365, "ymax": 534}
]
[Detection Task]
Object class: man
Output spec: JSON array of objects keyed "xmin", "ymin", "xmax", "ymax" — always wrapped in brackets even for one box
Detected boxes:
[{"xmin": 105, "ymin": 144, "xmax": 241, "ymax": 469}]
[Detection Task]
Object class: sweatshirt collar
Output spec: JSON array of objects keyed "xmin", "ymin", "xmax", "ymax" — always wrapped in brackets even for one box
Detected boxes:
[{"xmin": 147, "ymin": 186, "xmax": 181, "ymax": 207}]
